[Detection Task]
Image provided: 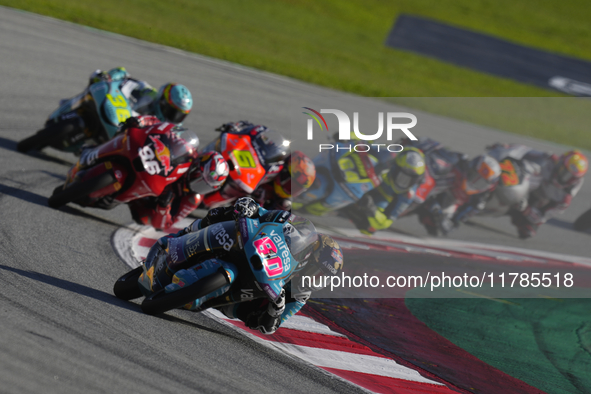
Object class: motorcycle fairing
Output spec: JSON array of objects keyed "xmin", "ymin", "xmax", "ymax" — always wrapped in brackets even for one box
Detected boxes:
[
  {"xmin": 220, "ymin": 133, "xmax": 266, "ymax": 193},
  {"xmin": 241, "ymin": 217, "xmax": 297, "ymax": 301}
]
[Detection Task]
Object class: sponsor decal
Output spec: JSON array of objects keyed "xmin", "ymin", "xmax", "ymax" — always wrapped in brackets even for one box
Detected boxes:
[
  {"xmin": 331, "ymin": 248, "xmax": 343, "ymax": 264},
  {"xmin": 240, "ymin": 218, "xmax": 249, "ymax": 243},
  {"xmin": 322, "ymin": 260, "xmax": 337, "ymax": 275},
  {"xmin": 262, "ymin": 283, "xmax": 278, "ymax": 299},
  {"xmin": 149, "ymin": 135, "xmax": 172, "ymax": 175},
  {"xmin": 81, "ymin": 148, "xmax": 99, "ymax": 167},
  {"xmin": 240, "ymin": 288, "xmax": 254, "ymax": 300},
  {"xmin": 278, "ymin": 211, "xmax": 290, "ymax": 223},
  {"xmin": 211, "ymin": 223, "xmax": 234, "ymax": 251}
]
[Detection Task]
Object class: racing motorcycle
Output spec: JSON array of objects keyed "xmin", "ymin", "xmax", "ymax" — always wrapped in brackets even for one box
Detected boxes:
[
  {"xmin": 48, "ymin": 122, "xmax": 199, "ymax": 209},
  {"xmin": 198, "ymin": 125, "xmax": 290, "ymax": 209},
  {"xmin": 479, "ymin": 144, "xmax": 531, "ymax": 216},
  {"xmin": 113, "ymin": 210, "xmax": 316, "ymax": 316},
  {"xmin": 17, "ymin": 78, "xmax": 133, "ymax": 153},
  {"xmin": 293, "ymin": 141, "xmax": 387, "ymax": 216}
]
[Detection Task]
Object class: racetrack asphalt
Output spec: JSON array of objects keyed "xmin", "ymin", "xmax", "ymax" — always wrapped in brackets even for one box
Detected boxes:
[{"xmin": 1, "ymin": 5, "xmax": 590, "ymax": 394}]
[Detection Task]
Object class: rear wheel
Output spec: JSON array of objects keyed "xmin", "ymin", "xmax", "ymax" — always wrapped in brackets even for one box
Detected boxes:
[
  {"xmin": 48, "ymin": 171, "xmax": 116, "ymax": 209},
  {"xmin": 17, "ymin": 118, "xmax": 81, "ymax": 153},
  {"xmin": 573, "ymin": 208, "xmax": 591, "ymax": 232},
  {"xmin": 113, "ymin": 266, "xmax": 144, "ymax": 300},
  {"xmin": 141, "ymin": 271, "xmax": 228, "ymax": 316}
]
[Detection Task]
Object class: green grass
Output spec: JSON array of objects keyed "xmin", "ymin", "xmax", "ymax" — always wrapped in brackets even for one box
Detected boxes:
[{"xmin": 4, "ymin": 0, "xmax": 591, "ymax": 148}]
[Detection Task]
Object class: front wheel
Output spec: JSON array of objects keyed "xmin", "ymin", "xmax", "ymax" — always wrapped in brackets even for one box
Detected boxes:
[
  {"xmin": 573, "ymin": 208, "xmax": 591, "ymax": 232},
  {"xmin": 141, "ymin": 271, "xmax": 228, "ymax": 316},
  {"xmin": 48, "ymin": 171, "xmax": 116, "ymax": 209},
  {"xmin": 113, "ymin": 266, "xmax": 144, "ymax": 300}
]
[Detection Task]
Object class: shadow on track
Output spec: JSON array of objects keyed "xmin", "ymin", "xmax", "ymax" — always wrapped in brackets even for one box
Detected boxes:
[
  {"xmin": 0, "ymin": 182, "xmax": 124, "ymax": 227},
  {"xmin": 0, "ymin": 183, "xmax": 51, "ymax": 207},
  {"xmin": 464, "ymin": 220, "xmax": 517, "ymax": 239},
  {"xmin": 545, "ymin": 217, "xmax": 584, "ymax": 233},
  {"xmin": 40, "ymin": 171, "xmax": 67, "ymax": 182},
  {"xmin": 0, "ymin": 136, "xmax": 17, "ymax": 151},
  {"xmin": 58, "ymin": 205, "xmax": 125, "ymax": 228},
  {"xmin": 157, "ymin": 314, "xmax": 240, "ymax": 339},
  {"xmin": 25, "ymin": 150, "xmax": 75, "ymax": 166},
  {"xmin": 0, "ymin": 264, "xmax": 141, "ymax": 313}
]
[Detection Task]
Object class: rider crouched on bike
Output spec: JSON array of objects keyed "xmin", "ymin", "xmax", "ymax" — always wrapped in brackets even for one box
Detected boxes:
[
  {"xmin": 118, "ymin": 116, "xmax": 229, "ymax": 230},
  {"xmin": 77, "ymin": 115, "xmax": 229, "ymax": 230},
  {"xmin": 157, "ymin": 197, "xmax": 344, "ymax": 335},
  {"xmin": 87, "ymin": 67, "xmax": 193, "ymax": 124},
  {"xmin": 344, "ymin": 147, "xmax": 427, "ymax": 235},
  {"xmin": 211, "ymin": 121, "xmax": 316, "ymax": 211},
  {"xmin": 489, "ymin": 144, "xmax": 588, "ymax": 238},
  {"xmin": 408, "ymin": 139, "xmax": 502, "ymax": 236}
]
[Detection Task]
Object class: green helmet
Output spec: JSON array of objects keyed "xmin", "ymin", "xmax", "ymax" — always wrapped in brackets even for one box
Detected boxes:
[{"xmin": 387, "ymin": 147, "xmax": 426, "ymax": 193}]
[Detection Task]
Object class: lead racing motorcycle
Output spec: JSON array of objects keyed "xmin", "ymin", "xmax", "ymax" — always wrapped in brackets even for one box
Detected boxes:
[
  {"xmin": 18, "ymin": 70, "xmax": 133, "ymax": 153},
  {"xmin": 113, "ymin": 206, "xmax": 318, "ymax": 318}
]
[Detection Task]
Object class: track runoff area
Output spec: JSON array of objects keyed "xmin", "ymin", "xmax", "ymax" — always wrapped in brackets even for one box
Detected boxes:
[{"xmin": 113, "ymin": 216, "xmax": 591, "ymax": 393}]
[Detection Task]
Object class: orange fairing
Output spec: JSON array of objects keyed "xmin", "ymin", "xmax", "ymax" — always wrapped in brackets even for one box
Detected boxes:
[
  {"xmin": 499, "ymin": 159, "xmax": 519, "ymax": 186},
  {"xmin": 222, "ymin": 134, "xmax": 266, "ymax": 193}
]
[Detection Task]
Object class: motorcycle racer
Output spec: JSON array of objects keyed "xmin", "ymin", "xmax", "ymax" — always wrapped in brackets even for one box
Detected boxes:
[
  {"xmin": 87, "ymin": 67, "xmax": 193, "ymax": 124},
  {"xmin": 153, "ymin": 197, "xmax": 344, "ymax": 334},
  {"xmin": 487, "ymin": 143, "xmax": 588, "ymax": 238},
  {"xmin": 344, "ymin": 147, "xmax": 426, "ymax": 234},
  {"xmin": 74, "ymin": 115, "xmax": 228, "ymax": 230},
  {"xmin": 407, "ymin": 139, "xmax": 501, "ymax": 236}
]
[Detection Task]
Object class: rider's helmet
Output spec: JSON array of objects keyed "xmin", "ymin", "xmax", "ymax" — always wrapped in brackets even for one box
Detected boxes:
[
  {"xmin": 387, "ymin": 147, "xmax": 426, "ymax": 193},
  {"xmin": 553, "ymin": 150, "xmax": 588, "ymax": 187},
  {"xmin": 462, "ymin": 154, "xmax": 501, "ymax": 195},
  {"xmin": 187, "ymin": 151, "xmax": 229, "ymax": 195},
  {"xmin": 154, "ymin": 83, "xmax": 193, "ymax": 124},
  {"xmin": 273, "ymin": 151, "xmax": 316, "ymax": 199},
  {"xmin": 295, "ymin": 234, "xmax": 344, "ymax": 292}
]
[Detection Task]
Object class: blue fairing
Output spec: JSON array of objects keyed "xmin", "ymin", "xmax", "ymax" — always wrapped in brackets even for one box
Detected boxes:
[
  {"xmin": 48, "ymin": 80, "xmax": 133, "ymax": 143},
  {"xmin": 297, "ymin": 142, "xmax": 395, "ymax": 212},
  {"xmin": 240, "ymin": 210, "xmax": 298, "ymax": 301}
]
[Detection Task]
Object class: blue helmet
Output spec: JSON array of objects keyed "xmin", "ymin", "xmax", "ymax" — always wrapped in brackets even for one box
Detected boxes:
[{"xmin": 154, "ymin": 83, "xmax": 193, "ymax": 124}]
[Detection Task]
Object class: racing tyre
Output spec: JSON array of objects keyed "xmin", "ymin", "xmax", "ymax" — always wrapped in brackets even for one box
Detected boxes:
[
  {"xmin": 573, "ymin": 208, "xmax": 591, "ymax": 232},
  {"xmin": 17, "ymin": 118, "xmax": 80, "ymax": 153},
  {"xmin": 113, "ymin": 266, "xmax": 144, "ymax": 300},
  {"xmin": 48, "ymin": 171, "xmax": 116, "ymax": 209},
  {"xmin": 141, "ymin": 271, "xmax": 228, "ymax": 316}
]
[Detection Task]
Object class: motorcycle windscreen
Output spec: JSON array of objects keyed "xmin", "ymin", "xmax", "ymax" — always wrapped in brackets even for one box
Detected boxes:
[{"xmin": 283, "ymin": 215, "xmax": 318, "ymax": 264}]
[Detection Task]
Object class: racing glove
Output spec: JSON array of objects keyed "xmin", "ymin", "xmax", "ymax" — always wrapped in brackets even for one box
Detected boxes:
[{"xmin": 247, "ymin": 290, "xmax": 286, "ymax": 335}]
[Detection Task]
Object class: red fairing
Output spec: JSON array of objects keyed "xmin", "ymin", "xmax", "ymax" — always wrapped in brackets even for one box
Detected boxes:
[{"xmin": 64, "ymin": 119, "xmax": 198, "ymax": 205}]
